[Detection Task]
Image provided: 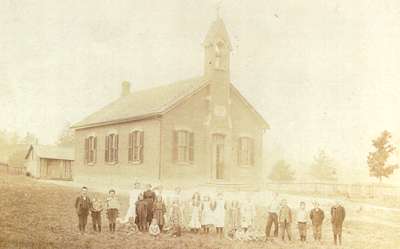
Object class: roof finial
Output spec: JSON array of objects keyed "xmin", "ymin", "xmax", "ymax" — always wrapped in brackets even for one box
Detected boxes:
[{"xmin": 216, "ymin": 1, "xmax": 222, "ymax": 19}]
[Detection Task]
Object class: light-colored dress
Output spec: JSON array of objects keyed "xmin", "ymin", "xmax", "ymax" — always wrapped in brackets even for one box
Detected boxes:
[
  {"xmin": 240, "ymin": 201, "xmax": 255, "ymax": 229},
  {"xmin": 213, "ymin": 199, "xmax": 226, "ymax": 228},
  {"xmin": 149, "ymin": 223, "xmax": 160, "ymax": 236},
  {"xmin": 201, "ymin": 200, "xmax": 213, "ymax": 226},
  {"xmin": 189, "ymin": 201, "xmax": 201, "ymax": 229},
  {"xmin": 229, "ymin": 202, "xmax": 241, "ymax": 230},
  {"xmin": 123, "ymin": 189, "xmax": 141, "ymax": 222}
]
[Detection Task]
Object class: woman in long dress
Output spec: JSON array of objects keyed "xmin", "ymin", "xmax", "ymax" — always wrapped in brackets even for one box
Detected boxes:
[{"xmin": 189, "ymin": 192, "xmax": 201, "ymax": 233}]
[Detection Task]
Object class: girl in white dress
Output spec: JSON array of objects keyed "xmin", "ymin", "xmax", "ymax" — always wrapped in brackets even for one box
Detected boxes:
[
  {"xmin": 213, "ymin": 192, "xmax": 226, "ymax": 238},
  {"xmin": 201, "ymin": 195, "xmax": 213, "ymax": 234},
  {"xmin": 123, "ymin": 181, "xmax": 141, "ymax": 223},
  {"xmin": 240, "ymin": 197, "xmax": 256, "ymax": 232},
  {"xmin": 189, "ymin": 192, "xmax": 201, "ymax": 233}
]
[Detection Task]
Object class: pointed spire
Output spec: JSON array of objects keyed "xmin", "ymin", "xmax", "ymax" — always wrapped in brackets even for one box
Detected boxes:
[{"xmin": 203, "ymin": 17, "xmax": 232, "ymax": 50}]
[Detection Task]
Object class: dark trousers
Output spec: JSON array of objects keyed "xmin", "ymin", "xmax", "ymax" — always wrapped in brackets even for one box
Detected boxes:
[
  {"xmin": 332, "ymin": 223, "xmax": 343, "ymax": 245},
  {"xmin": 91, "ymin": 211, "xmax": 102, "ymax": 232},
  {"xmin": 312, "ymin": 224, "xmax": 322, "ymax": 241},
  {"xmin": 265, "ymin": 212, "xmax": 279, "ymax": 238},
  {"xmin": 279, "ymin": 221, "xmax": 292, "ymax": 241},
  {"xmin": 298, "ymin": 222, "xmax": 307, "ymax": 241},
  {"xmin": 78, "ymin": 214, "xmax": 88, "ymax": 232}
]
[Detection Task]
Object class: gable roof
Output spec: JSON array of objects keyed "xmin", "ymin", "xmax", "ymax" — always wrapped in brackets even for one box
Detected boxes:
[
  {"xmin": 72, "ymin": 77, "xmax": 208, "ymax": 129},
  {"xmin": 72, "ymin": 76, "xmax": 269, "ymax": 130},
  {"xmin": 230, "ymin": 85, "xmax": 270, "ymax": 129},
  {"xmin": 25, "ymin": 145, "xmax": 75, "ymax": 161}
]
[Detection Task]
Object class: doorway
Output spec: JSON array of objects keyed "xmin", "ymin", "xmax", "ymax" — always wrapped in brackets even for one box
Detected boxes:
[{"xmin": 213, "ymin": 134, "xmax": 225, "ymax": 180}]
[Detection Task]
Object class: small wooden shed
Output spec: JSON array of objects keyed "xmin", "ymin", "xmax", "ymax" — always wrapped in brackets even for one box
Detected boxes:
[{"xmin": 25, "ymin": 145, "xmax": 74, "ymax": 180}]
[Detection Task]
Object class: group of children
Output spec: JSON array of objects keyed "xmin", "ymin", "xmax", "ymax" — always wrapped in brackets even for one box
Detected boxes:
[
  {"xmin": 74, "ymin": 185, "xmax": 346, "ymax": 246},
  {"xmin": 265, "ymin": 193, "xmax": 346, "ymax": 246},
  {"xmin": 74, "ymin": 186, "xmax": 121, "ymax": 234}
]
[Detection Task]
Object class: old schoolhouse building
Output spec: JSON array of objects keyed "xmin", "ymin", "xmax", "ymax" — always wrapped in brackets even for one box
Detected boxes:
[{"xmin": 71, "ymin": 18, "xmax": 269, "ymax": 188}]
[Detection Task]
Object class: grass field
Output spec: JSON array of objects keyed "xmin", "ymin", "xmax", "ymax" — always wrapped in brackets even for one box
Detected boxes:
[{"xmin": 0, "ymin": 174, "xmax": 399, "ymax": 249}]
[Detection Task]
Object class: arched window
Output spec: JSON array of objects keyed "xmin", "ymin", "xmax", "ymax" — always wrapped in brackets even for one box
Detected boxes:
[
  {"xmin": 105, "ymin": 133, "xmax": 118, "ymax": 163},
  {"xmin": 128, "ymin": 130, "xmax": 144, "ymax": 163}
]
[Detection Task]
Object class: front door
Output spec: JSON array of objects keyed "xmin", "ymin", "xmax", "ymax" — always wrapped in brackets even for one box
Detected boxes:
[{"xmin": 213, "ymin": 134, "xmax": 225, "ymax": 180}]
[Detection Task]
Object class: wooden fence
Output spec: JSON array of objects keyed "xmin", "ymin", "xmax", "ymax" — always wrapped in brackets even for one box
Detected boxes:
[
  {"xmin": 264, "ymin": 181, "xmax": 400, "ymax": 199},
  {"xmin": 0, "ymin": 163, "xmax": 26, "ymax": 175}
]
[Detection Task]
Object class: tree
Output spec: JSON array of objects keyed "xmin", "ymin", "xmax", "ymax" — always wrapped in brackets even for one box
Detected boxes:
[
  {"xmin": 367, "ymin": 130, "xmax": 398, "ymax": 183},
  {"xmin": 310, "ymin": 150, "xmax": 337, "ymax": 181},
  {"xmin": 56, "ymin": 123, "xmax": 74, "ymax": 147},
  {"xmin": 21, "ymin": 132, "xmax": 37, "ymax": 145},
  {"xmin": 269, "ymin": 160, "xmax": 296, "ymax": 181}
]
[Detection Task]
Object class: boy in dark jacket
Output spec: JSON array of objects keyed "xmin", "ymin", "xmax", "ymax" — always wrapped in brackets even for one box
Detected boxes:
[
  {"xmin": 310, "ymin": 201, "xmax": 324, "ymax": 241},
  {"xmin": 331, "ymin": 201, "xmax": 346, "ymax": 245},
  {"xmin": 75, "ymin": 186, "xmax": 91, "ymax": 234}
]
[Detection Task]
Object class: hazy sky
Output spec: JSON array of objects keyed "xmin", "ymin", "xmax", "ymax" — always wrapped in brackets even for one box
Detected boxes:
[{"xmin": 1, "ymin": 0, "xmax": 400, "ymax": 182}]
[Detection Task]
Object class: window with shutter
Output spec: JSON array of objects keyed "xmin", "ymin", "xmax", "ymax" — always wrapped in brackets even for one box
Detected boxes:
[
  {"xmin": 85, "ymin": 136, "xmax": 97, "ymax": 165},
  {"xmin": 105, "ymin": 133, "xmax": 118, "ymax": 164},
  {"xmin": 128, "ymin": 131, "xmax": 144, "ymax": 164},
  {"xmin": 238, "ymin": 137, "xmax": 254, "ymax": 166},
  {"xmin": 174, "ymin": 130, "xmax": 194, "ymax": 164}
]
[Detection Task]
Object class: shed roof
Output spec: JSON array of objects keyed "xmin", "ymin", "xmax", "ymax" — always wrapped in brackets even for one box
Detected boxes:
[{"xmin": 25, "ymin": 145, "xmax": 75, "ymax": 161}]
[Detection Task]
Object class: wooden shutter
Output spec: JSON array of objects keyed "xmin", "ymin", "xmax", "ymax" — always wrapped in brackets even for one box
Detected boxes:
[
  {"xmin": 172, "ymin": 130, "xmax": 178, "ymax": 162},
  {"xmin": 133, "ymin": 132, "xmax": 137, "ymax": 161},
  {"xmin": 128, "ymin": 133, "xmax": 132, "ymax": 162},
  {"xmin": 250, "ymin": 139, "xmax": 254, "ymax": 166},
  {"xmin": 139, "ymin": 131, "xmax": 144, "ymax": 163},
  {"xmin": 189, "ymin": 132, "xmax": 194, "ymax": 162},
  {"xmin": 93, "ymin": 136, "xmax": 97, "ymax": 163},
  {"xmin": 84, "ymin": 138, "xmax": 89, "ymax": 164},
  {"xmin": 115, "ymin": 134, "xmax": 119, "ymax": 162},
  {"xmin": 105, "ymin": 135, "xmax": 109, "ymax": 162},
  {"xmin": 238, "ymin": 138, "xmax": 242, "ymax": 165}
]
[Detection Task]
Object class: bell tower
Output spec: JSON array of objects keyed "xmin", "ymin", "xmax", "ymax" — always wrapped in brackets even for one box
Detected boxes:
[{"xmin": 203, "ymin": 18, "xmax": 232, "ymax": 82}]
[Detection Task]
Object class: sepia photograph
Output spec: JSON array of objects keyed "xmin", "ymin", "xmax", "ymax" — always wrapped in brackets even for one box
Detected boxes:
[{"xmin": 1, "ymin": 0, "xmax": 400, "ymax": 248}]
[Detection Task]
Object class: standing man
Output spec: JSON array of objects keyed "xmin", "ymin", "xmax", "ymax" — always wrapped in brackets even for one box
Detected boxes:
[
  {"xmin": 310, "ymin": 201, "xmax": 324, "ymax": 241},
  {"xmin": 75, "ymin": 186, "xmax": 91, "ymax": 234},
  {"xmin": 265, "ymin": 192, "xmax": 280, "ymax": 241},
  {"xmin": 278, "ymin": 199, "xmax": 292, "ymax": 241},
  {"xmin": 143, "ymin": 183, "xmax": 156, "ymax": 229},
  {"xmin": 331, "ymin": 201, "xmax": 346, "ymax": 246},
  {"xmin": 297, "ymin": 201, "xmax": 308, "ymax": 242}
]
